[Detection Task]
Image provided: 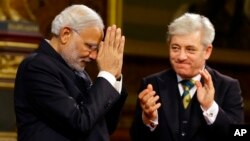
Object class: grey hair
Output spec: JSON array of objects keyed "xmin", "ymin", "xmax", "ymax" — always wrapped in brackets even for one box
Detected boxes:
[
  {"xmin": 167, "ymin": 13, "xmax": 215, "ymax": 47},
  {"xmin": 51, "ymin": 4, "xmax": 104, "ymax": 35}
]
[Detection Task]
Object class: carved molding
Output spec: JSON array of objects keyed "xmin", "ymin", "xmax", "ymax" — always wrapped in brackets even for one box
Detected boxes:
[
  {"xmin": 0, "ymin": 132, "xmax": 16, "ymax": 141},
  {"xmin": 0, "ymin": 54, "xmax": 24, "ymax": 79}
]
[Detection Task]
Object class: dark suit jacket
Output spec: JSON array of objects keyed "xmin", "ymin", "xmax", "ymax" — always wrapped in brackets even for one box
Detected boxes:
[
  {"xmin": 14, "ymin": 40, "xmax": 127, "ymax": 141},
  {"xmin": 130, "ymin": 67, "xmax": 244, "ymax": 141}
]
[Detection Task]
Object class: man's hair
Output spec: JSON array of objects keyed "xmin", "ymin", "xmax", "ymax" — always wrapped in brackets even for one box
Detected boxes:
[
  {"xmin": 167, "ymin": 13, "xmax": 215, "ymax": 47},
  {"xmin": 51, "ymin": 4, "xmax": 104, "ymax": 35}
]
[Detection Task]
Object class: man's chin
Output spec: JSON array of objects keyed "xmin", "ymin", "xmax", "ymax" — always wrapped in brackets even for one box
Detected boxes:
[
  {"xmin": 176, "ymin": 70, "xmax": 193, "ymax": 78},
  {"xmin": 73, "ymin": 64, "xmax": 86, "ymax": 72}
]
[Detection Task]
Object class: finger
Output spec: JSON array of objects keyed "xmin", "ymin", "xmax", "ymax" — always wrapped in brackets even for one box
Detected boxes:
[
  {"xmin": 195, "ymin": 81, "xmax": 202, "ymax": 89},
  {"xmin": 204, "ymin": 69, "xmax": 214, "ymax": 89},
  {"xmin": 145, "ymin": 103, "xmax": 161, "ymax": 114},
  {"xmin": 141, "ymin": 84, "xmax": 155, "ymax": 102},
  {"xmin": 104, "ymin": 26, "xmax": 111, "ymax": 47},
  {"xmin": 199, "ymin": 69, "xmax": 209, "ymax": 86},
  {"xmin": 109, "ymin": 25, "xmax": 116, "ymax": 48},
  {"xmin": 147, "ymin": 84, "xmax": 153, "ymax": 91},
  {"xmin": 138, "ymin": 84, "xmax": 154, "ymax": 99},
  {"xmin": 114, "ymin": 28, "xmax": 121, "ymax": 49},
  {"xmin": 140, "ymin": 91, "xmax": 156, "ymax": 105},
  {"xmin": 138, "ymin": 88, "xmax": 150, "ymax": 99},
  {"xmin": 144, "ymin": 95, "xmax": 159, "ymax": 109},
  {"xmin": 200, "ymin": 69, "xmax": 213, "ymax": 89},
  {"xmin": 200, "ymin": 69, "xmax": 210, "ymax": 82},
  {"xmin": 149, "ymin": 95, "xmax": 160, "ymax": 106},
  {"xmin": 152, "ymin": 103, "xmax": 161, "ymax": 111},
  {"xmin": 118, "ymin": 36, "xmax": 125, "ymax": 54},
  {"xmin": 117, "ymin": 36, "xmax": 125, "ymax": 54},
  {"xmin": 195, "ymin": 81, "xmax": 203, "ymax": 95}
]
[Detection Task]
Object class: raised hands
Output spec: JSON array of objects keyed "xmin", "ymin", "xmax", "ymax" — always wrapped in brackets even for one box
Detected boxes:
[
  {"xmin": 97, "ymin": 25, "xmax": 125, "ymax": 79},
  {"xmin": 196, "ymin": 69, "xmax": 215, "ymax": 110},
  {"xmin": 138, "ymin": 84, "xmax": 161, "ymax": 122}
]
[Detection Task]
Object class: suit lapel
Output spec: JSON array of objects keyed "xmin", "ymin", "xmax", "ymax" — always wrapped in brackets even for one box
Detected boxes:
[{"xmin": 157, "ymin": 70, "xmax": 179, "ymax": 141}]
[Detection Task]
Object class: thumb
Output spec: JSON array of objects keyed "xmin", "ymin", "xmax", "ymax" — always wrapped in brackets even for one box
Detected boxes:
[{"xmin": 147, "ymin": 84, "xmax": 153, "ymax": 91}]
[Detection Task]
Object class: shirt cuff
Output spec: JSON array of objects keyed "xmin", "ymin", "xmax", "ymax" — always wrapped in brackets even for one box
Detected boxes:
[
  {"xmin": 142, "ymin": 112, "xmax": 159, "ymax": 131},
  {"xmin": 201, "ymin": 101, "xmax": 219, "ymax": 125},
  {"xmin": 97, "ymin": 71, "xmax": 122, "ymax": 93}
]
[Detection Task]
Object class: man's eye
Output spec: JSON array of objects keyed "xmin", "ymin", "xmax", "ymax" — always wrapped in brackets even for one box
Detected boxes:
[
  {"xmin": 90, "ymin": 46, "xmax": 98, "ymax": 51},
  {"xmin": 85, "ymin": 43, "xmax": 90, "ymax": 47},
  {"xmin": 186, "ymin": 48, "xmax": 196, "ymax": 53},
  {"xmin": 171, "ymin": 46, "xmax": 180, "ymax": 51},
  {"xmin": 85, "ymin": 43, "xmax": 93, "ymax": 49},
  {"xmin": 85, "ymin": 43, "xmax": 98, "ymax": 51}
]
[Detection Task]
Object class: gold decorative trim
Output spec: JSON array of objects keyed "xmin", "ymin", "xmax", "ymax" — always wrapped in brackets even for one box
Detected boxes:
[
  {"xmin": 0, "ymin": 41, "xmax": 38, "ymax": 49},
  {"xmin": 0, "ymin": 74, "xmax": 15, "ymax": 79},
  {"xmin": 107, "ymin": 0, "xmax": 123, "ymax": 27},
  {"xmin": 0, "ymin": 82, "xmax": 14, "ymax": 88},
  {"xmin": 0, "ymin": 54, "xmax": 25, "ymax": 80},
  {"xmin": 0, "ymin": 132, "xmax": 16, "ymax": 141}
]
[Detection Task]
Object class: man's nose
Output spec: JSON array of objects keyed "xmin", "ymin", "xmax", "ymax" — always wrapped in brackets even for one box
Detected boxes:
[
  {"xmin": 178, "ymin": 49, "xmax": 188, "ymax": 60},
  {"xmin": 89, "ymin": 50, "xmax": 97, "ymax": 60}
]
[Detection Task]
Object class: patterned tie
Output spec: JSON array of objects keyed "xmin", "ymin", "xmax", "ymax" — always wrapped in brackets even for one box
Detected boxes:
[
  {"xmin": 75, "ymin": 70, "xmax": 93, "ymax": 90},
  {"xmin": 181, "ymin": 79, "xmax": 195, "ymax": 109}
]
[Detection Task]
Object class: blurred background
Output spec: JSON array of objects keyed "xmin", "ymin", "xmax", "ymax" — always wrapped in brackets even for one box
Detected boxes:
[{"xmin": 0, "ymin": 0, "xmax": 249, "ymax": 141}]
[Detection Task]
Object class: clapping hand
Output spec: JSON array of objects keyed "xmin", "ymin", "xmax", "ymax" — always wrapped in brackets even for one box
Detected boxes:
[
  {"xmin": 138, "ymin": 84, "xmax": 161, "ymax": 122},
  {"xmin": 196, "ymin": 69, "xmax": 215, "ymax": 110}
]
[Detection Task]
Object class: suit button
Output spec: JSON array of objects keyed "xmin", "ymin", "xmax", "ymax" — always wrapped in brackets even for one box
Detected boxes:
[{"xmin": 181, "ymin": 132, "xmax": 186, "ymax": 136}]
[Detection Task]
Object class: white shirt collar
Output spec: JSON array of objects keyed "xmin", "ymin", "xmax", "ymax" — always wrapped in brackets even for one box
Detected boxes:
[{"xmin": 177, "ymin": 73, "xmax": 201, "ymax": 83}]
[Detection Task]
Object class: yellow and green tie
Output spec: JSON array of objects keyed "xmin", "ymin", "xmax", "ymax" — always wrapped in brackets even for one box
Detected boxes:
[{"xmin": 181, "ymin": 80, "xmax": 195, "ymax": 109}]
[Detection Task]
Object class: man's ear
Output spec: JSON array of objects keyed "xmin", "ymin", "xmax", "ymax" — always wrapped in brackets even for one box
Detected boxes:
[
  {"xmin": 59, "ymin": 27, "xmax": 71, "ymax": 44},
  {"xmin": 205, "ymin": 44, "xmax": 213, "ymax": 60}
]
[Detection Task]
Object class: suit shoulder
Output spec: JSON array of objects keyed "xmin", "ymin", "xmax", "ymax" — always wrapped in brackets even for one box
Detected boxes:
[
  {"xmin": 207, "ymin": 67, "xmax": 239, "ymax": 90},
  {"xmin": 20, "ymin": 52, "xmax": 54, "ymax": 69},
  {"xmin": 209, "ymin": 68, "xmax": 238, "ymax": 83}
]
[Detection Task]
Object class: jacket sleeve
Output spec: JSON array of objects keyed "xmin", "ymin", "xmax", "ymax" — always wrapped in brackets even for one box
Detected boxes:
[
  {"xmin": 105, "ymin": 85, "xmax": 128, "ymax": 134},
  {"xmin": 208, "ymin": 68, "xmax": 244, "ymax": 136},
  {"xmin": 130, "ymin": 78, "xmax": 160, "ymax": 141}
]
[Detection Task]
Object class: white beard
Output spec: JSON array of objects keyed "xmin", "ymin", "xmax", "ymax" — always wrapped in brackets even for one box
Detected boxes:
[{"xmin": 60, "ymin": 40, "xmax": 85, "ymax": 72}]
